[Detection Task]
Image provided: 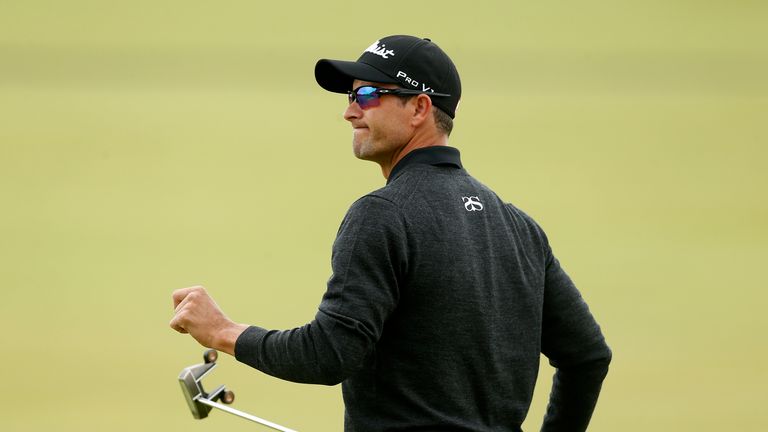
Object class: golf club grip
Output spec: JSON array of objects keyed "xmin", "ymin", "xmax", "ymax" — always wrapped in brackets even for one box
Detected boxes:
[{"xmin": 196, "ymin": 397, "xmax": 298, "ymax": 432}]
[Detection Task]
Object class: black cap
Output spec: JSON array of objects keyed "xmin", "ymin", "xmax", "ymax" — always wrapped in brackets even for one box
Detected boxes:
[{"xmin": 315, "ymin": 35, "xmax": 462, "ymax": 118}]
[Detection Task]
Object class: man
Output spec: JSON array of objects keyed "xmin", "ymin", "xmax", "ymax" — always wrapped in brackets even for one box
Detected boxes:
[{"xmin": 171, "ymin": 35, "xmax": 611, "ymax": 431}]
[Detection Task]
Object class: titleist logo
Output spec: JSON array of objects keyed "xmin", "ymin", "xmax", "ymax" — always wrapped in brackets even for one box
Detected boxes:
[{"xmin": 364, "ymin": 40, "xmax": 395, "ymax": 59}]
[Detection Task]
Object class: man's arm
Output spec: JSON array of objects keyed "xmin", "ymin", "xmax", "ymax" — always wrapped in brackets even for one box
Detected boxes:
[
  {"xmin": 540, "ymin": 251, "xmax": 612, "ymax": 431},
  {"xmin": 170, "ymin": 195, "xmax": 406, "ymax": 385},
  {"xmin": 233, "ymin": 195, "xmax": 406, "ymax": 385}
]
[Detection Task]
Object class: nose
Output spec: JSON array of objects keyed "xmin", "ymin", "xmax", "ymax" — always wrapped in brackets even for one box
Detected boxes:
[{"xmin": 344, "ymin": 100, "xmax": 362, "ymax": 122}]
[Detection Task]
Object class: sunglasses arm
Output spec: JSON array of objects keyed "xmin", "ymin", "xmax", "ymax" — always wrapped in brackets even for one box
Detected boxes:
[{"xmin": 378, "ymin": 88, "xmax": 451, "ymax": 98}]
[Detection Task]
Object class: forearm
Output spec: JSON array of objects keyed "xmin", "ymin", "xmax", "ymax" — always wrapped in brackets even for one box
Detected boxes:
[
  {"xmin": 233, "ymin": 309, "xmax": 375, "ymax": 385},
  {"xmin": 213, "ymin": 322, "xmax": 250, "ymax": 356},
  {"xmin": 541, "ymin": 350, "xmax": 611, "ymax": 432}
]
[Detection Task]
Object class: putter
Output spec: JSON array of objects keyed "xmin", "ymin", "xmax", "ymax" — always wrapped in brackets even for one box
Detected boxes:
[{"xmin": 178, "ymin": 349, "xmax": 297, "ymax": 432}]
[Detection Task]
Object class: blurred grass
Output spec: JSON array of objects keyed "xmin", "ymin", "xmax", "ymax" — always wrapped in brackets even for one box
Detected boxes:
[{"xmin": 1, "ymin": 1, "xmax": 767, "ymax": 431}]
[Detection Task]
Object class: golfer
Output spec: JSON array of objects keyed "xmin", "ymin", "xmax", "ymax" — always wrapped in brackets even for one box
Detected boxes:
[{"xmin": 171, "ymin": 35, "xmax": 611, "ymax": 432}]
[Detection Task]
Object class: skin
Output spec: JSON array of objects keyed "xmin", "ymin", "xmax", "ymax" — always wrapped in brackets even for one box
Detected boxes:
[
  {"xmin": 345, "ymin": 79, "xmax": 448, "ymax": 179},
  {"xmin": 170, "ymin": 285, "xmax": 248, "ymax": 355},
  {"xmin": 170, "ymin": 78, "xmax": 450, "ymax": 355}
]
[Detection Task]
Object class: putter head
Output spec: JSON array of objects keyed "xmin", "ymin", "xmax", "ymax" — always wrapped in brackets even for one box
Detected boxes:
[
  {"xmin": 177, "ymin": 351, "xmax": 290, "ymax": 431},
  {"xmin": 178, "ymin": 349, "xmax": 220, "ymax": 419}
]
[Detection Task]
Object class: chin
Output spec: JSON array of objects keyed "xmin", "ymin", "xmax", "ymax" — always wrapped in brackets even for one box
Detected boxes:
[{"xmin": 352, "ymin": 141, "xmax": 372, "ymax": 160}]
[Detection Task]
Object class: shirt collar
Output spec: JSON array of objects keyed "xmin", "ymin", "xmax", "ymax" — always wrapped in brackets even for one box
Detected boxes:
[{"xmin": 387, "ymin": 146, "xmax": 463, "ymax": 185}]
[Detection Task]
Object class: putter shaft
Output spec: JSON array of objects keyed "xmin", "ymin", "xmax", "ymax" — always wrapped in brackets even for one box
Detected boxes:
[{"xmin": 196, "ymin": 397, "xmax": 297, "ymax": 432}]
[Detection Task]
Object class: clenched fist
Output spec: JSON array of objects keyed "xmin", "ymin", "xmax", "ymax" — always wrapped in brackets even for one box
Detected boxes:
[{"xmin": 170, "ymin": 285, "xmax": 248, "ymax": 355}]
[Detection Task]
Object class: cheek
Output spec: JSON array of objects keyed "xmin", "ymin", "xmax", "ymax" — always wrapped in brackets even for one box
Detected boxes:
[
  {"xmin": 367, "ymin": 104, "xmax": 410, "ymax": 142},
  {"xmin": 388, "ymin": 111, "xmax": 412, "ymax": 138}
]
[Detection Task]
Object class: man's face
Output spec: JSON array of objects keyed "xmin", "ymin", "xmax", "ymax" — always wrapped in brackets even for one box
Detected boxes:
[{"xmin": 343, "ymin": 79, "xmax": 413, "ymax": 164}]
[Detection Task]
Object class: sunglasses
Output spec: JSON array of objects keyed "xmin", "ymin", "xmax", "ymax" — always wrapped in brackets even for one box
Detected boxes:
[{"xmin": 347, "ymin": 85, "xmax": 451, "ymax": 110}]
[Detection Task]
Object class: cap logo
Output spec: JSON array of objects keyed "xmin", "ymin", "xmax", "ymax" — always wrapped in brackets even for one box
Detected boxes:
[
  {"xmin": 396, "ymin": 70, "xmax": 434, "ymax": 92},
  {"xmin": 364, "ymin": 40, "xmax": 395, "ymax": 59}
]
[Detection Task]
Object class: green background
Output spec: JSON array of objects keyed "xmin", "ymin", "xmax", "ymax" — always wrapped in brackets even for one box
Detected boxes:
[{"xmin": 1, "ymin": 1, "xmax": 766, "ymax": 430}]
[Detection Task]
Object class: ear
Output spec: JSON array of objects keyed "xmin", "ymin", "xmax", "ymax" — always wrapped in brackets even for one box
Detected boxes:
[{"xmin": 409, "ymin": 94, "xmax": 433, "ymax": 128}]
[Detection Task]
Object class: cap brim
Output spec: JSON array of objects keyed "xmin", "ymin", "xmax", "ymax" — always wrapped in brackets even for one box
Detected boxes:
[{"xmin": 315, "ymin": 59, "xmax": 398, "ymax": 94}]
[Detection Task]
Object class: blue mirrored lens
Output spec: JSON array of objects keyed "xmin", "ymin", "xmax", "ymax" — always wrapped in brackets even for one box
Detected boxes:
[{"xmin": 355, "ymin": 86, "xmax": 380, "ymax": 108}]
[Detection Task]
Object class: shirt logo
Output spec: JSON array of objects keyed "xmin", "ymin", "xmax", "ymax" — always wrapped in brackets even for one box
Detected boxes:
[
  {"xmin": 462, "ymin": 196, "xmax": 484, "ymax": 211},
  {"xmin": 364, "ymin": 40, "xmax": 395, "ymax": 59}
]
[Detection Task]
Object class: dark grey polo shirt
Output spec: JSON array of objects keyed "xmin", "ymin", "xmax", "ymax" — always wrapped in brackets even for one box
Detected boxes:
[{"xmin": 235, "ymin": 146, "xmax": 611, "ymax": 431}]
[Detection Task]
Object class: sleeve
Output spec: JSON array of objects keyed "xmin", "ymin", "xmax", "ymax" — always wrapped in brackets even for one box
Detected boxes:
[
  {"xmin": 539, "ymin": 237, "xmax": 612, "ymax": 431},
  {"xmin": 233, "ymin": 195, "xmax": 407, "ymax": 385}
]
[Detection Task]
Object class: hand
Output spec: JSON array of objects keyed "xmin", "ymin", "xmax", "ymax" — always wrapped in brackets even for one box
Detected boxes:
[{"xmin": 170, "ymin": 285, "xmax": 249, "ymax": 355}]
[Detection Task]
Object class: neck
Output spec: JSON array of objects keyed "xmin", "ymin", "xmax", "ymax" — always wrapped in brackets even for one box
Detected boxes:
[{"xmin": 381, "ymin": 132, "xmax": 449, "ymax": 179}]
